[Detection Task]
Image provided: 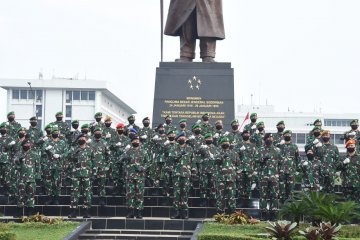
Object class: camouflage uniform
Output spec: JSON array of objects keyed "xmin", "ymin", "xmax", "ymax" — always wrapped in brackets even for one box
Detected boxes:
[
  {"xmin": 27, "ymin": 124, "xmax": 44, "ymax": 181},
  {"xmin": 0, "ymin": 124, "xmax": 14, "ymax": 195},
  {"xmin": 187, "ymin": 128, "xmax": 204, "ymax": 180},
  {"xmin": 151, "ymin": 132, "xmax": 168, "ymax": 188},
  {"xmin": 111, "ymin": 132, "xmax": 129, "ymax": 194},
  {"xmin": 7, "ymin": 121, "xmax": 22, "ymax": 138},
  {"xmin": 339, "ymin": 153, "xmax": 360, "ymax": 202},
  {"xmin": 317, "ymin": 142, "xmax": 340, "ymax": 193},
  {"xmin": 304, "ymin": 133, "xmax": 322, "ymax": 191},
  {"xmin": 51, "ymin": 120, "xmax": 70, "ymax": 140}
]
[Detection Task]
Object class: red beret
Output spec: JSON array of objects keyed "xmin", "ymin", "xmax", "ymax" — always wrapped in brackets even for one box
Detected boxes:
[
  {"xmin": 346, "ymin": 139, "xmax": 356, "ymax": 148},
  {"xmin": 116, "ymin": 123, "xmax": 125, "ymax": 129}
]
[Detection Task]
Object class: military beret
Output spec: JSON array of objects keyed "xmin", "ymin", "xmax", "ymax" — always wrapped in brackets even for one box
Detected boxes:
[
  {"xmin": 192, "ymin": 124, "xmax": 201, "ymax": 130},
  {"xmin": 142, "ymin": 117, "xmax": 150, "ymax": 122},
  {"xmin": 17, "ymin": 127, "xmax": 26, "ymax": 132},
  {"xmin": 21, "ymin": 138, "xmax": 31, "ymax": 146},
  {"xmin": 313, "ymin": 119, "xmax": 322, "ymax": 125},
  {"xmin": 81, "ymin": 124, "xmax": 90, "ymax": 129},
  {"xmin": 256, "ymin": 121, "xmax": 264, "ymax": 127},
  {"xmin": 350, "ymin": 119, "xmax": 359, "ymax": 125},
  {"xmin": 312, "ymin": 126, "xmax": 321, "ymax": 132},
  {"xmin": 0, "ymin": 122, "xmax": 7, "ymax": 128},
  {"xmin": 250, "ymin": 113, "xmax": 257, "ymax": 119},
  {"xmin": 55, "ymin": 111, "xmax": 63, "ymax": 116},
  {"xmin": 276, "ymin": 121, "xmax": 285, "ymax": 126},
  {"xmin": 7, "ymin": 111, "xmax": 15, "ymax": 117},
  {"xmin": 346, "ymin": 139, "xmax": 356, "ymax": 148},
  {"xmin": 178, "ymin": 119, "xmax": 187, "ymax": 124},
  {"xmin": 219, "ymin": 136, "xmax": 230, "ymax": 144},
  {"xmin": 131, "ymin": 135, "xmax": 139, "ymax": 142},
  {"xmin": 167, "ymin": 130, "xmax": 176, "ymax": 135},
  {"xmin": 176, "ymin": 131, "xmax": 186, "ymax": 140},
  {"xmin": 104, "ymin": 115, "xmax": 112, "ymax": 121},
  {"xmin": 283, "ymin": 130, "xmax": 292, "ymax": 135},
  {"xmin": 242, "ymin": 130, "xmax": 249, "ymax": 135},
  {"xmin": 44, "ymin": 124, "xmax": 52, "ymax": 130},
  {"xmin": 51, "ymin": 127, "xmax": 59, "ymax": 133},
  {"xmin": 72, "ymin": 120, "xmax": 79, "ymax": 124},
  {"xmin": 76, "ymin": 133, "xmax": 87, "ymax": 141},
  {"xmin": 157, "ymin": 123, "xmax": 164, "ymax": 129},
  {"xmin": 204, "ymin": 133, "xmax": 213, "ymax": 139},
  {"xmin": 215, "ymin": 120, "xmax": 223, "ymax": 125},
  {"xmin": 94, "ymin": 112, "xmax": 102, "ymax": 117},
  {"xmin": 231, "ymin": 119, "xmax": 239, "ymax": 125},
  {"xmin": 129, "ymin": 128, "xmax": 138, "ymax": 134},
  {"xmin": 263, "ymin": 133, "xmax": 273, "ymax": 140},
  {"xmin": 29, "ymin": 116, "xmax": 37, "ymax": 121},
  {"xmin": 127, "ymin": 115, "xmax": 135, "ymax": 120},
  {"xmin": 116, "ymin": 123, "xmax": 125, "ymax": 129},
  {"xmin": 164, "ymin": 115, "xmax": 171, "ymax": 119},
  {"xmin": 93, "ymin": 127, "xmax": 102, "ymax": 132},
  {"xmin": 202, "ymin": 113, "xmax": 209, "ymax": 118}
]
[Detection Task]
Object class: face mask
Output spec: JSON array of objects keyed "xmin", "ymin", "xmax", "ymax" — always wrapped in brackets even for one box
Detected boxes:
[
  {"xmin": 56, "ymin": 117, "xmax": 62, "ymax": 121},
  {"xmin": 242, "ymin": 136, "xmax": 250, "ymax": 141},
  {"xmin": 180, "ymin": 123, "xmax": 186, "ymax": 128},
  {"xmin": 158, "ymin": 130, "xmax": 165, "ymax": 134},
  {"xmin": 216, "ymin": 125, "xmax": 222, "ymax": 130},
  {"xmin": 258, "ymin": 127, "xmax": 264, "ymax": 132},
  {"xmin": 322, "ymin": 137, "xmax": 330, "ymax": 142},
  {"xmin": 18, "ymin": 133, "xmax": 25, "ymax": 138},
  {"xmin": 232, "ymin": 125, "xmax": 239, "ymax": 131},
  {"xmin": 284, "ymin": 136, "xmax": 291, "ymax": 142},
  {"xmin": 194, "ymin": 130, "xmax": 201, "ymax": 135},
  {"xmin": 95, "ymin": 117, "xmax": 102, "ymax": 122},
  {"xmin": 165, "ymin": 120, "xmax": 171, "ymax": 125},
  {"xmin": 307, "ymin": 154, "xmax": 314, "ymax": 160},
  {"xmin": 8, "ymin": 117, "xmax": 14, "ymax": 122},
  {"xmin": 132, "ymin": 142, "xmax": 140, "ymax": 147},
  {"xmin": 168, "ymin": 137, "xmax": 175, "ymax": 141},
  {"xmin": 277, "ymin": 127, "xmax": 284, "ymax": 133},
  {"xmin": 117, "ymin": 130, "xmax": 124, "ymax": 135},
  {"xmin": 178, "ymin": 140, "xmax": 185, "ymax": 145},
  {"xmin": 105, "ymin": 123, "xmax": 111, "ymax": 128},
  {"xmin": 347, "ymin": 147, "xmax": 355, "ymax": 153},
  {"xmin": 81, "ymin": 130, "xmax": 88, "ymax": 134},
  {"xmin": 251, "ymin": 118, "xmax": 256, "ymax": 123},
  {"xmin": 313, "ymin": 132, "xmax": 321, "ymax": 137},
  {"xmin": 78, "ymin": 139, "xmax": 86, "ymax": 145},
  {"xmin": 129, "ymin": 133, "xmax": 135, "ymax": 139},
  {"xmin": 265, "ymin": 139, "xmax": 273, "ymax": 146},
  {"xmin": 52, "ymin": 133, "xmax": 59, "ymax": 138},
  {"xmin": 143, "ymin": 123, "xmax": 150, "ymax": 128},
  {"xmin": 0, "ymin": 130, "xmax": 6, "ymax": 135},
  {"xmin": 46, "ymin": 130, "xmax": 51, "ymax": 135},
  {"xmin": 95, "ymin": 133, "xmax": 102, "ymax": 139},
  {"xmin": 72, "ymin": 124, "xmax": 79, "ymax": 129},
  {"xmin": 129, "ymin": 120, "xmax": 135, "ymax": 125},
  {"xmin": 221, "ymin": 144, "xmax": 230, "ymax": 149},
  {"xmin": 351, "ymin": 125, "xmax": 358, "ymax": 130},
  {"xmin": 30, "ymin": 122, "xmax": 37, "ymax": 127},
  {"xmin": 22, "ymin": 146, "xmax": 30, "ymax": 151},
  {"xmin": 202, "ymin": 117, "xmax": 209, "ymax": 121},
  {"xmin": 205, "ymin": 140, "xmax": 213, "ymax": 145}
]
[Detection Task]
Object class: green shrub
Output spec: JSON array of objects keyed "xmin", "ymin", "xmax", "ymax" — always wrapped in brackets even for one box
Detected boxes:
[{"xmin": 0, "ymin": 232, "xmax": 16, "ymax": 240}]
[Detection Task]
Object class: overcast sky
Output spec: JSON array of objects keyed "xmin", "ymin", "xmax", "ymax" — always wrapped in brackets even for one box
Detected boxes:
[{"xmin": 1, "ymin": 0, "xmax": 359, "ymax": 122}]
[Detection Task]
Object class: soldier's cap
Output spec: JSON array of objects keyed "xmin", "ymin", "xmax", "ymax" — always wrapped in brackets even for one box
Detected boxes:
[
  {"xmin": 313, "ymin": 119, "xmax": 322, "ymax": 125},
  {"xmin": 17, "ymin": 127, "xmax": 26, "ymax": 132},
  {"xmin": 276, "ymin": 121, "xmax": 285, "ymax": 126},
  {"xmin": 175, "ymin": 131, "xmax": 186, "ymax": 140},
  {"xmin": 116, "ymin": 123, "xmax": 125, "ymax": 129},
  {"xmin": 306, "ymin": 149, "xmax": 314, "ymax": 154},
  {"xmin": 283, "ymin": 130, "xmax": 292, "ymax": 135},
  {"xmin": 204, "ymin": 133, "xmax": 213, "ymax": 139},
  {"xmin": 55, "ymin": 111, "xmax": 63, "ymax": 116},
  {"xmin": 263, "ymin": 133, "xmax": 273, "ymax": 140},
  {"xmin": 131, "ymin": 135, "xmax": 139, "ymax": 142},
  {"xmin": 21, "ymin": 138, "xmax": 32, "ymax": 146},
  {"xmin": 81, "ymin": 124, "xmax": 90, "ymax": 129},
  {"xmin": 346, "ymin": 139, "xmax": 356, "ymax": 148},
  {"xmin": 164, "ymin": 115, "xmax": 171, "ymax": 119},
  {"xmin": 231, "ymin": 119, "xmax": 239, "ymax": 125},
  {"xmin": 250, "ymin": 113, "xmax": 257, "ymax": 119},
  {"xmin": 94, "ymin": 127, "xmax": 102, "ymax": 132},
  {"xmin": 157, "ymin": 123, "xmax": 164, "ymax": 129},
  {"xmin": 242, "ymin": 130, "xmax": 249, "ymax": 135},
  {"xmin": 127, "ymin": 115, "xmax": 135, "ymax": 120},
  {"xmin": 0, "ymin": 122, "xmax": 7, "ymax": 129},
  {"xmin": 51, "ymin": 127, "xmax": 59, "ymax": 133},
  {"xmin": 215, "ymin": 120, "xmax": 223, "ymax": 125},
  {"xmin": 142, "ymin": 117, "xmax": 150, "ymax": 122},
  {"xmin": 192, "ymin": 124, "xmax": 201, "ymax": 130},
  {"xmin": 256, "ymin": 121, "xmax": 264, "ymax": 127},
  {"xmin": 104, "ymin": 115, "xmax": 112, "ymax": 122},
  {"xmin": 312, "ymin": 126, "xmax": 321, "ymax": 132},
  {"xmin": 350, "ymin": 119, "xmax": 359, "ymax": 126},
  {"xmin": 72, "ymin": 120, "xmax": 79, "ymax": 124},
  {"xmin": 29, "ymin": 116, "xmax": 37, "ymax": 121},
  {"xmin": 7, "ymin": 111, "xmax": 15, "ymax": 117},
  {"xmin": 202, "ymin": 113, "xmax": 209, "ymax": 118},
  {"xmin": 321, "ymin": 130, "xmax": 330, "ymax": 136},
  {"xmin": 76, "ymin": 133, "xmax": 87, "ymax": 141},
  {"xmin": 94, "ymin": 112, "xmax": 103, "ymax": 117},
  {"xmin": 44, "ymin": 124, "xmax": 53, "ymax": 130},
  {"xmin": 129, "ymin": 128, "xmax": 138, "ymax": 134},
  {"xmin": 219, "ymin": 136, "xmax": 230, "ymax": 144},
  {"xmin": 167, "ymin": 130, "xmax": 176, "ymax": 135},
  {"xmin": 178, "ymin": 119, "xmax": 187, "ymax": 124}
]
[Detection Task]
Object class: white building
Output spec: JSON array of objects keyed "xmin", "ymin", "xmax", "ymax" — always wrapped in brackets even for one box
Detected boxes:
[
  {"xmin": 236, "ymin": 104, "xmax": 360, "ymax": 152},
  {"xmin": 0, "ymin": 78, "xmax": 136, "ymax": 129}
]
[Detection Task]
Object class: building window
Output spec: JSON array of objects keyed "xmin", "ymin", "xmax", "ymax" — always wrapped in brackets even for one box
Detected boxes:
[
  {"xmin": 291, "ymin": 133, "xmax": 297, "ymax": 143},
  {"xmin": 81, "ymin": 91, "xmax": 88, "ymax": 100},
  {"xmin": 89, "ymin": 91, "xmax": 95, "ymax": 100},
  {"xmin": 297, "ymin": 133, "xmax": 306, "ymax": 144},
  {"xmin": 73, "ymin": 91, "xmax": 80, "ymax": 100},
  {"xmin": 36, "ymin": 105, "xmax": 42, "ymax": 117},
  {"xmin": 36, "ymin": 90, "xmax": 43, "ymax": 102},
  {"xmin": 335, "ymin": 134, "xmax": 344, "ymax": 145},
  {"xmin": 20, "ymin": 90, "xmax": 28, "ymax": 99},
  {"xmin": 65, "ymin": 120, "xmax": 71, "ymax": 126},
  {"xmin": 37, "ymin": 120, "xmax": 42, "ymax": 128},
  {"xmin": 66, "ymin": 106, "xmax": 72, "ymax": 118},
  {"xmin": 12, "ymin": 90, "xmax": 19, "ymax": 99},
  {"xmin": 66, "ymin": 91, "xmax": 72, "ymax": 103},
  {"xmin": 324, "ymin": 119, "xmax": 352, "ymax": 127}
]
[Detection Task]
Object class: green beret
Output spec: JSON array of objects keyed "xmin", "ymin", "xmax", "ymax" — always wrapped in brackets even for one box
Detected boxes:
[
  {"xmin": 72, "ymin": 120, "xmax": 79, "ymax": 124},
  {"xmin": 202, "ymin": 113, "xmax": 209, "ymax": 118},
  {"xmin": 51, "ymin": 127, "xmax": 59, "ymax": 133},
  {"xmin": 178, "ymin": 119, "xmax": 187, "ymax": 124},
  {"xmin": 312, "ymin": 126, "xmax": 321, "ymax": 131},
  {"xmin": 192, "ymin": 124, "xmax": 201, "ymax": 130},
  {"xmin": 350, "ymin": 119, "xmax": 359, "ymax": 125},
  {"xmin": 94, "ymin": 112, "xmax": 102, "ymax": 117},
  {"xmin": 219, "ymin": 136, "xmax": 230, "ymax": 144},
  {"xmin": 250, "ymin": 113, "xmax": 257, "ymax": 119},
  {"xmin": 165, "ymin": 115, "xmax": 171, "ymax": 119},
  {"xmin": 93, "ymin": 127, "xmax": 102, "ymax": 132},
  {"xmin": 231, "ymin": 119, "xmax": 239, "ymax": 125},
  {"xmin": 55, "ymin": 111, "xmax": 63, "ymax": 116},
  {"xmin": 44, "ymin": 124, "xmax": 52, "ymax": 130},
  {"xmin": 167, "ymin": 130, "xmax": 176, "ymax": 135},
  {"xmin": 313, "ymin": 119, "xmax": 322, "ymax": 125},
  {"xmin": 128, "ymin": 115, "xmax": 135, "ymax": 120},
  {"xmin": 29, "ymin": 116, "xmax": 37, "ymax": 121},
  {"xmin": 276, "ymin": 121, "xmax": 285, "ymax": 126},
  {"xmin": 7, "ymin": 111, "xmax": 14, "ymax": 117},
  {"xmin": 17, "ymin": 127, "xmax": 26, "ymax": 132},
  {"xmin": 0, "ymin": 122, "xmax": 7, "ymax": 128},
  {"xmin": 256, "ymin": 121, "xmax": 264, "ymax": 127},
  {"xmin": 204, "ymin": 133, "xmax": 213, "ymax": 139},
  {"xmin": 283, "ymin": 130, "xmax": 292, "ymax": 135},
  {"xmin": 81, "ymin": 124, "xmax": 90, "ymax": 129}
]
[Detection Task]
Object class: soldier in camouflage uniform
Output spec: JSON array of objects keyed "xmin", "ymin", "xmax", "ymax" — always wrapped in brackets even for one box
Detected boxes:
[
  {"xmin": 13, "ymin": 139, "xmax": 38, "ymax": 217},
  {"xmin": 163, "ymin": 130, "xmax": 178, "ymax": 199},
  {"xmin": 125, "ymin": 115, "xmax": 140, "ymax": 132},
  {"xmin": 138, "ymin": 117, "xmax": 155, "ymax": 187},
  {"xmin": 244, "ymin": 113, "xmax": 258, "ymax": 135},
  {"xmin": 317, "ymin": 130, "xmax": 340, "ymax": 193},
  {"xmin": 43, "ymin": 127, "xmax": 67, "ymax": 205},
  {"xmin": 343, "ymin": 119, "xmax": 360, "ymax": 151},
  {"xmin": 339, "ymin": 140, "xmax": 360, "ymax": 202},
  {"xmin": 305, "ymin": 119, "xmax": 323, "ymax": 146},
  {"xmin": 51, "ymin": 112, "xmax": 70, "ymax": 140},
  {"xmin": 278, "ymin": 130, "xmax": 300, "ymax": 202},
  {"xmin": 68, "ymin": 134, "xmax": 94, "ymax": 218},
  {"xmin": 0, "ymin": 123, "xmax": 14, "ymax": 196},
  {"xmin": 6, "ymin": 111, "xmax": 22, "ymax": 138},
  {"xmin": 169, "ymin": 132, "xmax": 193, "ymax": 219},
  {"xmin": 90, "ymin": 127, "xmax": 110, "ymax": 206},
  {"xmin": 80, "ymin": 124, "xmax": 91, "ymax": 136},
  {"xmin": 215, "ymin": 136, "xmax": 239, "ymax": 214},
  {"xmin": 178, "ymin": 119, "xmax": 193, "ymax": 137},
  {"xmin": 258, "ymin": 133, "xmax": 281, "ymax": 220},
  {"xmin": 67, "ymin": 120, "xmax": 81, "ymax": 146},
  {"xmin": 90, "ymin": 112, "xmax": 106, "ymax": 134},
  {"xmin": 138, "ymin": 117, "xmax": 155, "ymax": 140},
  {"xmin": 229, "ymin": 119, "xmax": 242, "ymax": 146},
  {"xmin": 235, "ymin": 130, "xmax": 259, "ymax": 199},
  {"xmin": 102, "ymin": 116, "xmax": 117, "ymax": 142},
  {"xmin": 273, "ymin": 121, "xmax": 285, "ymax": 147},
  {"xmin": 212, "ymin": 120, "xmax": 225, "ymax": 147},
  {"xmin": 200, "ymin": 113, "xmax": 215, "ymax": 135},
  {"xmin": 300, "ymin": 149, "xmax": 316, "ymax": 191},
  {"xmin": 251, "ymin": 121, "xmax": 266, "ymax": 148},
  {"xmin": 164, "ymin": 115, "xmax": 177, "ymax": 134},
  {"xmin": 187, "ymin": 124, "xmax": 204, "ymax": 182},
  {"xmin": 122, "ymin": 136, "xmax": 149, "ymax": 219}
]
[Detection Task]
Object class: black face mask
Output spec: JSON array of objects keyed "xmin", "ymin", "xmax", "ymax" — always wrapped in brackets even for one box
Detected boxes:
[
  {"xmin": 78, "ymin": 139, "xmax": 86, "ymax": 145},
  {"xmin": 258, "ymin": 127, "xmax": 264, "ymax": 132},
  {"xmin": 143, "ymin": 123, "xmax": 150, "ymax": 128},
  {"xmin": 30, "ymin": 122, "xmax": 37, "ymax": 127},
  {"xmin": 221, "ymin": 144, "xmax": 230, "ymax": 149},
  {"xmin": 322, "ymin": 137, "xmax": 330, "ymax": 143},
  {"xmin": 313, "ymin": 132, "xmax": 321, "ymax": 137},
  {"xmin": 18, "ymin": 133, "xmax": 25, "ymax": 138},
  {"xmin": 56, "ymin": 117, "xmax": 62, "ymax": 122},
  {"xmin": 202, "ymin": 117, "xmax": 209, "ymax": 121},
  {"xmin": 178, "ymin": 140, "xmax": 185, "ymax": 145},
  {"xmin": 81, "ymin": 130, "xmax": 88, "ymax": 134},
  {"xmin": 351, "ymin": 125, "xmax": 358, "ymax": 130},
  {"xmin": 180, "ymin": 123, "xmax": 186, "ymax": 128},
  {"xmin": 22, "ymin": 146, "xmax": 30, "ymax": 151},
  {"xmin": 94, "ymin": 133, "xmax": 102, "ymax": 139},
  {"xmin": 194, "ymin": 130, "xmax": 201, "ymax": 135},
  {"xmin": 132, "ymin": 142, "xmax": 140, "ymax": 147},
  {"xmin": 232, "ymin": 125, "xmax": 239, "ymax": 130},
  {"xmin": 347, "ymin": 147, "xmax": 355, "ymax": 153},
  {"xmin": 205, "ymin": 140, "xmax": 213, "ymax": 145},
  {"xmin": 265, "ymin": 139, "xmax": 273, "ymax": 146},
  {"xmin": 105, "ymin": 123, "xmax": 111, "ymax": 128},
  {"xmin": 117, "ymin": 130, "xmax": 124, "ymax": 135},
  {"xmin": 251, "ymin": 118, "xmax": 256, "ymax": 123},
  {"xmin": 52, "ymin": 133, "xmax": 59, "ymax": 138},
  {"xmin": 72, "ymin": 124, "xmax": 79, "ymax": 129},
  {"xmin": 0, "ymin": 130, "xmax": 6, "ymax": 135},
  {"xmin": 165, "ymin": 120, "xmax": 172, "ymax": 125},
  {"xmin": 129, "ymin": 120, "xmax": 135, "ymax": 125},
  {"xmin": 277, "ymin": 127, "xmax": 284, "ymax": 133},
  {"xmin": 284, "ymin": 136, "xmax": 291, "ymax": 142},
  {"xmin": 242, "ymin": 136, "xmax": 250, "ymax": 141},
  {"xmin": 216, "ymin": 125, "xmax": 222, "ymax": 130},
  {"xmin": 95, "ymin": 117, "xmax": 102, "ymax": 122},
  {"xmin": 307, "ymin": 154, "xmax": 314, "ymax": 160},
  {"xmin": 46, "ymin": 130, "xmax": 51, "ymax": 135},
  {"xmin": 168, "ymin": 137, "xmax": 175, "ymax": 141},
  {"xmin": 8, "ymin": 117, "xmax": 14, "ymax": 122},
  {"xmin": 158, "ymin": 130, "xmax": 165, "ymax": 134}
]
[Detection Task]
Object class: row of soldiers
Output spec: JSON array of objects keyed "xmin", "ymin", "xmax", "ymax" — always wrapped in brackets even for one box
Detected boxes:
[{"xmin": 0, "ymin": 111, "xmax": 359, "ymax": 220}]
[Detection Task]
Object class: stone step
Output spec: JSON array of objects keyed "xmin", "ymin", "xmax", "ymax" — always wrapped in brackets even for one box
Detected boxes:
[
  {"xmin": 78, "ymin": 229, "xmax": 193, "ymax": 239},
  {"xmin": 78, "ymin": 233, "xmax": 191, "ymax": 240}
]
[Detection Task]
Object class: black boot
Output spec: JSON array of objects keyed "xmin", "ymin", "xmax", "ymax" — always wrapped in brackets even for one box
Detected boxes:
[
  {"xmin": 52, "ymin": 196, "xmax": 59, "ymax": 205},
  {"xmin": 171, "ymin": 210, "xmax": 181, "ymax": 219},
  {"xmin": 83, "ymin": 208, "xmax": 91, "ymax": 218},
  {"xmin": 136, "ymin": 209, "xmax": 143, "ymax": 219},
  {"xmin": 26, "ymin": 207, "xmax": 35, "ymax": 216},
  {"xmin": 181, "ymin": 209, "xmax": 189, "ymax": 219},
  {"xmin": 126, "ymin": 208, "xmax": 134, "ymax": 218},
  {"xmin": 13, "ymin": 207, "xmax": 23, "ymax": 218},
  {"xmin": 68, "ymin": 209, "xmax": 77, "ymax": 218},
  {"xmin": 99, "ymin": 197, "xmax": 106, "ymax": 207}
]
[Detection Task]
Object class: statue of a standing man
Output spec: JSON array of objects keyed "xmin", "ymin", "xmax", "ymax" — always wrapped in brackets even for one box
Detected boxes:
[{"xmin": 164, "ymin": 0, "xmax": 225, "ymax": 63}]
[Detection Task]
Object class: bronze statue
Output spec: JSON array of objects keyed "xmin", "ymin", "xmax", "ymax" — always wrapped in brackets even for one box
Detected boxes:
[{"xmin": 164, "ymin": 0, "xmax": 225, "ymax": 63}]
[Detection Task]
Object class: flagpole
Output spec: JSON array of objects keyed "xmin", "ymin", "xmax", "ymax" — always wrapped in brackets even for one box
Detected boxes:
[{"xmin": 160, "ymin": 0, "xmax": 164, "ymax": 62}]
